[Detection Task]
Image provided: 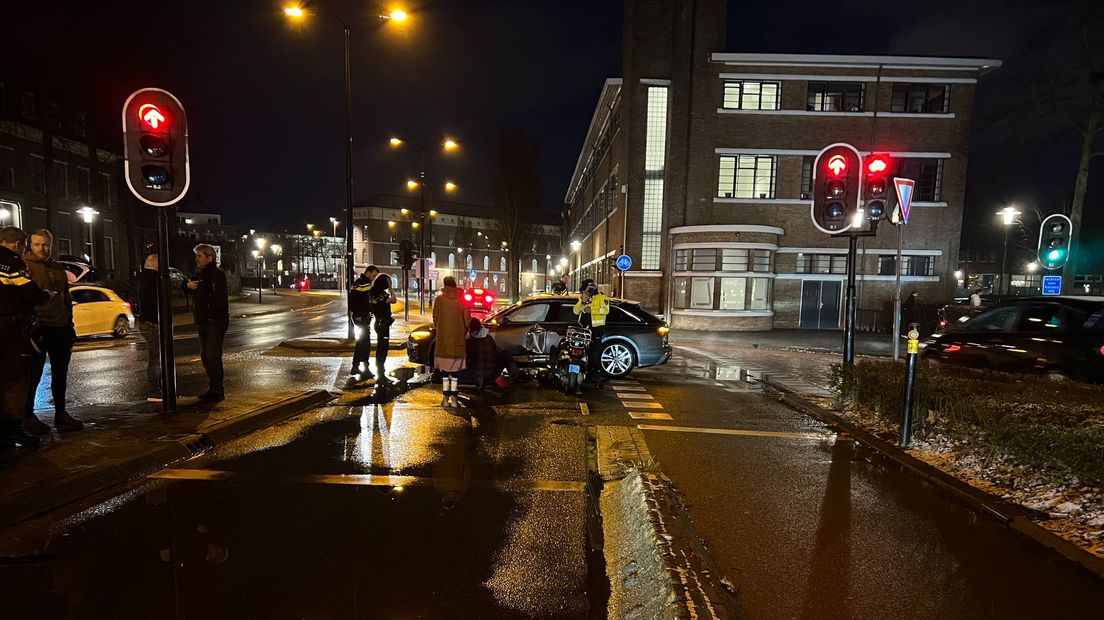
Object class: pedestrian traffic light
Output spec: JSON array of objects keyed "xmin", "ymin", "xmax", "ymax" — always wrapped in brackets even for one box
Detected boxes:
[
  {"xmin": 122, "ymin": 88, "xmax": 190, "ymax": 207},
  {"xmin": 862, "ymin": 153, "xmax": 895, "ymax": 223},
  {"xmin": 399, "ymin": 239, "xmax": 417, "ymax": 269},
  {"xmin": 811, "ymin": 143, "xmax": 862, "ymax": 234},
  {"xmin": 1037, "ymin": 214, "xmax": 1072, "ymax": 270}
]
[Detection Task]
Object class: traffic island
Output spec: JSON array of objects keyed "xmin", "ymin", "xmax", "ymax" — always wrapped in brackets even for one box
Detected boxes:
[
  {"xmin": 0, "ymin": 390, "xmax": 333, "ymax": 534},
  {"xmin": 592, "ymin": 425, "xmax": 740, "ymax": 619}
]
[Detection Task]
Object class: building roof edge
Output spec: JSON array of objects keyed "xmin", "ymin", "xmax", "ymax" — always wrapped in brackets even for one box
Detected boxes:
[{"xmin": 710, "ymin": 52, "xmax": 1002, "ymax": 70}]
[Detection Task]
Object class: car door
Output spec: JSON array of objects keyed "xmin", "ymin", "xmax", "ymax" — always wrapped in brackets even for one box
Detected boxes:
[
  {"xmin": 1010, "ymin": 303, "xmax": 1072, "ymax": 374},
  {"xmin": 490, "ymin": 301, "xmax": 552, "ymax": 354},
  {"xmin": 942, "ymin": 304, "xmax": 1022, "ymax": 370},
  {"xmin": 71, "ymin": 288, "xmax": 105, "ymax": 336}
]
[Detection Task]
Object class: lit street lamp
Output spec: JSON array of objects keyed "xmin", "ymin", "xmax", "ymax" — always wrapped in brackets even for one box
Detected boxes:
[
  {"xmin": 997, "ymin": 206, "xmax": 1020, "ymax": 299},
  {"xmin": 285, "ymin": 3, "xmax": 409, "ymax": 337},
  {"xmin": 76, "ymin": 206, "xmax": 99, "ymax": 264}
]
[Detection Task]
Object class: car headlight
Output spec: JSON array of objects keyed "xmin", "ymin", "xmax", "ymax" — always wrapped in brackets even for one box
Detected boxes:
[{"xmin": 410, "ymin": 330, "xmax": 432, "ymax": 341}]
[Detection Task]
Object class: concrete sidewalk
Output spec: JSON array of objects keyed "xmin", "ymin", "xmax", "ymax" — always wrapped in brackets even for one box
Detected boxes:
[
  {"xmin": 0, "ymin": 390, "xmax": 333, "ymax": 533},
  {"xmin": 671, "ymin": 327, "xmax": 895, "ymax": 357}
]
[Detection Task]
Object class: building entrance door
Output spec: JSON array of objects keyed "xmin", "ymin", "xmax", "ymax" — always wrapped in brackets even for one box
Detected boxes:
[{"xmin": 799, "ymin": 280, "xmax": 842, "ymax": 329}]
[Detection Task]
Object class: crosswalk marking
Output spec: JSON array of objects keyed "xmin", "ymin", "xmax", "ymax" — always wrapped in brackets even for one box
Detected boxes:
[
  {"xmin": 579, "ymin": 402, "xmax": 590, "ymax": 416},
  {"xmin": 617, "ymin": 393, "xmax": 654, "ymax": 400},
  {"xmin": 628, "ymin": 412, "xmax": 673, "ymax": 420},
  {"xmin": 637, "ymin": 425, "xmax": 835, "ymax": 440},
  {"xmin": 624, "ymin": 401, "xmax": 664, "ymax": 409},
  {"xmin": 612, "ymin": 386, "xmax": 647, "ymax": 392},
  {"xmin": 610, "ymin": 380, "xmax": 639, "ymax": 386}
]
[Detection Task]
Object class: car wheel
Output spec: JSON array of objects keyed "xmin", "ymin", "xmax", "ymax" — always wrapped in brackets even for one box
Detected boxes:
[
  {"xmin": 600, "ymin": 341, "xmax": 636, "ymax": 377},
  {"xmin": 112, "ymin": 316, "xmax": 131, "ymax": 338}
]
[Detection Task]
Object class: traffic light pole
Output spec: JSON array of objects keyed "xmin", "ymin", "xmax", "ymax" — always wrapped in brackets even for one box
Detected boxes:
[
  {"xmin": 844, "ymin": 234, "xmax": 859, "ymax": 365},
  {"xmin": 156, "ymin": 207, "xmax": 177, "ymax": 413},
  {"xmin": 418, "ymin": 149, "xmax": 426, "ymax": 315},
  {"xmin": 342, "ymin": 22, "xmax": 355, "ymax": 339}
]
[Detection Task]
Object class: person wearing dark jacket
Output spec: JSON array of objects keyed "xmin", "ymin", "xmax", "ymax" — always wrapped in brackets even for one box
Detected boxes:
[
  {"xmin": 183, "ymin": 244, "xmax": 229, "ymax": 402},
  {"xmin": 23, "ymin": 229, "xmax": 83, "ymax": 434},
  {"xmin": 465, "ymin": 317, "xmax": 519, "ymax": 389},
  {"xmin": 363, "ymin": 265, "xmax": 393, "ymax": 379},
  {"xmin": 0, "ymin": 226, "xmax": 51, "ymax": 449},
  {"xmin": 137, "ymin": 252, "xmax": 162, "ymax": 401},
  {"xmin": 348, "ymin": 269, "xmax": 373, "ymax": 379}
]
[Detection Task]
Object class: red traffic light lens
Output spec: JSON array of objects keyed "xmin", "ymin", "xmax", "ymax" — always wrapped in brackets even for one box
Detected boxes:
[
  {"xmin": 827, "ymin": 155, "xmax": 847, "ymax": 176},
  {"xmin": 138, "ymin": 103, "xmax": 167, "ymax": 130},
  {"xmin": 867, "ymin": 156, "xmax": 888, "ymax": 173}
]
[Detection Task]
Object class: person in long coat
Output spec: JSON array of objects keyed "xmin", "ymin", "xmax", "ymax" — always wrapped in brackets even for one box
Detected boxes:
[{"xmin": 433, "ymin": 276, "xmax": 470, "ymax": 407}]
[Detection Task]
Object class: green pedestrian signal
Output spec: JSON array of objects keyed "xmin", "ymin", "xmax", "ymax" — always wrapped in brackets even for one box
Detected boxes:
[{"xmin": 1037, "ymin": 214, "xmax": 1072, "ymax": 270}]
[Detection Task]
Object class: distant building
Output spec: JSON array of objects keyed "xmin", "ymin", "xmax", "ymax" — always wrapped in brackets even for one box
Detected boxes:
[
  {"xmin": 176, "ymin": 210, "xmax": 237, "ymax": 244},
  {"xmin": 352, "ymin": 194, "xmax": 560, "ymax": 296},
  {"xmin": 0, "ymin": 80, "xmax": 130, "ymax": 277},
  {"xmin": 563, "ymin": 0, "xmax": 1001, "ymax": 331}
]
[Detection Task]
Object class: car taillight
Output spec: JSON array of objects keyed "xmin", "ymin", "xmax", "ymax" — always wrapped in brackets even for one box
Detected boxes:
[
  {"xmin": 485, "ymin": 295, "xmax": 494, "ymax": 303},
  {"xmin": 123, "ymin": 302, "xmax": 132, "ymax": 308},
  {"xmin": 944, "ymin": 344, "xmax": 961, "ymax": 353},
  {"xmin": 657, "ymin": 325, "xmax": 670, "ymax": 337},
  {"xmin": 464, "ymin": 294, "xmax": 473, "ymax": 302},
  {"xmin": 1098, "ymin": 344, "xmax": 1104, "ymax": 356}
]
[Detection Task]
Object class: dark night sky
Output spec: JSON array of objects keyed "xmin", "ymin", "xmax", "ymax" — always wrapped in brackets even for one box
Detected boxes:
[{"xmin": 3, "ymin": 0, "xmax": 1101, "ymax": 266}]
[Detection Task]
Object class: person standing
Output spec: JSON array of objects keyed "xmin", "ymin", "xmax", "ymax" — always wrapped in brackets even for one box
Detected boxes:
[
  {"xmin": 551, "ymin": 273, "xmax": 570, "ymax": 294},
  {"xmin": 183, "ymin": 244, "xmax": 228, "ymax": 402},
  {"xmin": 22, "ymin": 229, "xmax": 83, "ymax": 434},
  {"xmin": 573, "ymin": 280, "xmax": 610, "ymax": 381},
  {"xmin": 348, "ymin": 268, "xmax": 374, "ymax": 380},
  {"xmin": 136, "ymin": 251, "xmax": 163, "ymax": 401},
  {"xmin": 433, "ymin": 276, "xmax": 470, "ymax": 408},
  {"xmin": 969, "ymin": 289, "xmax": 982, "ymax": 308},
  {"xmin": 365, "ymin": 266, "xmax": 394, "ymax": 380},
  {"xmin": 0, "ymin": 226, "xmax": 50, "ymax": 449}
]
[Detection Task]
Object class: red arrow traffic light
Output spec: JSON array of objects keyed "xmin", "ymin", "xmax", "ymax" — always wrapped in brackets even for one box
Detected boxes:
[
  {"xmin": 138, "ymin": 103, "xmax": 167, "ymax": 130},
  {"xmin": 827, "ymin": 155, "xmax": 847, "ymax": 176}
]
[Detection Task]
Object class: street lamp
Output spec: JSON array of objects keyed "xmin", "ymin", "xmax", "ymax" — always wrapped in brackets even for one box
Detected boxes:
[
  {"xmin": 76, "ymin": 206, "xmax": 98, "ymax": 264},
  {"xmin": 444, "ymin": 181, "xmax": 457, "ymax": 192},
  {"xmin": 997, "ymin": 206, "xmax": 1020, "ymax": 299},
  {"xmin": 285, "ymin": 4, "xmax": 410, "ymax": 338},
  {"xmin": 329, "ymin": 216, "xmax": 339, "ymax": 238}
]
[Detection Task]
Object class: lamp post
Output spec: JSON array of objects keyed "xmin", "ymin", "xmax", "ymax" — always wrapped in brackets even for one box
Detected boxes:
[
  {"xmin": 570, "ymin": 239, "xmax": 582, "ymax": 290},
  {"xmin": 254, "ymin": 236, "xmax": 267, "ymax": 303},
  {"xmin": 997, "ymin": 206, "xmax": 1020, "ymax": 299},
  {"xmin": 76, "ymin": 206, "xmax": 99, "ymax": 264},
  {"xmin": 390, "ymin": 136, "xmax": 458, "ymax": 313},
  {"xmin": 285, "ymin": 3, "xmax": 409, "ymax": 338}
]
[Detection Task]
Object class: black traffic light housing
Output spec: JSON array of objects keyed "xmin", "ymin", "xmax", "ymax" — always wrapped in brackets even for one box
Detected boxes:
[
  {"xmin": 122, "ymin": 88, "xmax": 190, "ymax": 207},
  {"xmin": 862, "ymin": 153, "xmax": 895, "ymax": 223},
  {"xmin": 1037, "ymin": 213, "xmax": 1072, "ymax": 270},
  {"xmin": 399, "ymin": 239, "xmax": 417, "ymax": 269},
  {"xmin": 811, "ymin": 143, "xmax": 862, "ymax": 234}
]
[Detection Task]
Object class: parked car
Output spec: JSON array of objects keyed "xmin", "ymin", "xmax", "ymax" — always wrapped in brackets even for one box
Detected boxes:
[
  {"xmin": 459, "ymin": 287, "xmax": 496, "ymax": 318},
  {"xmin": 71, "ymin": 285, "xmax": 134, "ymax": 338},
  {"xmin": 57, "ymin": 254, "xmax": 96, "ymax": 284},
  {"xmin": 407, "ymin": 295, "xmax": 672, "ymax": 378},
  {"xmin": 923, "ymin": 296, "xmax": 1104, "ymax": 383}
]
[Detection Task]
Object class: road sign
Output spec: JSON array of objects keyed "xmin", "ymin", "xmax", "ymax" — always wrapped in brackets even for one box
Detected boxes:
[
  {"xmin": 428, "ymin": 270, "xmax": 439, "ymax": 281},
  {"xmin": 1042, "ymin": 275, "xmax": 1062, "ymax": 296},
  {"xmin": 615, "ymin": 254, "xmax": 632, "ymax": 271},
  {"xmin": 891, "ymin": 178, "xmax": 916, "ymax": 225},
  {"xmin": 492, "ymin": 273, "xmax": 499, "ymax": 284},
  {"xmin": 469, "ymin": 269, "xmax": 477, "ymax": 280}
]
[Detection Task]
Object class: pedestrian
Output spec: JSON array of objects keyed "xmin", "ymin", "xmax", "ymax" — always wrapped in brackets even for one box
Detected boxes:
[
  {"xmin": 969, "ymin": 289, "xmax": 982, "ymax": 308},
  {"xmin": 573, "ymin": 280, "xmax": 610, "ymax": 381},
  {"xmin": 465, "ymin": 317, "xmax": 521, "ymax": 389},
  {"xmin": 0, "ymin": 226, "xmax": 50, "ymax": 449},
  {"xmin": 183, "ymin": 244, "xmax": 228, "ymax": 402},
  {"xmin": 551, "ymin": 273, "xmax": 569, "ymax": 294},
  {"xmin": 365, "ymin": 266, "xmax": 395, "ymax": 381},
  {"xmin": 348, "ymin": 268, "xmax": 374, "ymax": 380},
  {"xmin": 136, "ymin": 250, "xmax": 163, "ymax": 401},
  {"xmin": 433, "ymin": 276, "xmax": 470, "ymax": 408},
  {"xmin": 23, "ymin": 229, "xmax": 83, "ymax": 433}
]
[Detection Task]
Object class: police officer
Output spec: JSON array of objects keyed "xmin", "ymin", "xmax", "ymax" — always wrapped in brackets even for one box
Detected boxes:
[
  {"xmin": 348, "ymin": 268, "xmax": 374, "ymax": 380},
  {"xmin": 0, "ymin": 226, "xmax": 51, "ymax": 450},
  {"xmin": 365, "ymin": 265, "xmax": 394, "ymax": 381},
  {"xmin": 573, "ymin": 279, "xmax": 610, "ymax": 378}
]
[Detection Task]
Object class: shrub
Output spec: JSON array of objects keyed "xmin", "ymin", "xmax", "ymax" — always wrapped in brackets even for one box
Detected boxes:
[{"xmin": 832, "ymin": 360, "xmax": 1104, "ymax": 486}]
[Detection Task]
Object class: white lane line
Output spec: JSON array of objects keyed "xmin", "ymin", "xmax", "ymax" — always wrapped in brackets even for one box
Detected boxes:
[
  {"xmin": 624, "ymin": 401, "xmax": 664, "ymax": 409},
  {"xmin": 637, "ymin": 425, "xmax": 835, "ymax": 440},
  {"xmin": 629, "ymin": 412, "xmax": 673, "ymax": 420},
  {"xmin": 610, "ymin": 380, "xmax": 640, "ymax": 386},
  {"xmin": 612, "ymin": 386, "xmax": 647, "ymax": 392},
  {"xmin": 579, "ymin": 402, "xmax": 590, "ymax": 416},
  {"xmin": 617, "ymin": 393, "xmax": 654, "ymax": 400}
]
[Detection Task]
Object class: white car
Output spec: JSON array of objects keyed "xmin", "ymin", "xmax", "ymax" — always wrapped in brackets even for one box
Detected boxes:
[{"xmin": 71, "ymin": 285, "xmax": 134, "ymax": 338}]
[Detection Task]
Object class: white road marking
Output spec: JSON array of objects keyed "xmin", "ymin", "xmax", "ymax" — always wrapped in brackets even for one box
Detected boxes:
[
  {"xmin": 612, "ymin": 385, "xmax": 647, "ymax": 392},
  {"xmin": 637, "ymin": 425, "xmax": 835, "ymax": 440},
  {"xmin": 618, "ymin": 393, "xmax": 654, "ymax": 400},
  {"xmin": 624, "ymin": 401, "xmax": 664, "ymax": 409},
  {"xmin": 628, "ymin": 412, "xmax": 673, "ymax": 420},
  {"xmin": 579, "ymin": 402, "xmax": 590, "ymax": 416},
  {"xmin": 610, "ymin": 380, "xmax": 639, "ymax": 386}
]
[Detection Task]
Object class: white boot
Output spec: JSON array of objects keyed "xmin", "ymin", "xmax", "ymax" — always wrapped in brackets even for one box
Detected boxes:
[{"xmin": 449, "ymin": 377, "xmax": 460, "ymax": 407}]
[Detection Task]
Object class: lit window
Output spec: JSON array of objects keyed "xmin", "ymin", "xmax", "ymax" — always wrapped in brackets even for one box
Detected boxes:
[
  {"xmin": 717, "ymin": 155, "xmax": 776, "ymax": 199},
  {"xmin": 642, "ymin": 86, "xmax": 668, "ymax": 270},
  {"xmin": 722, "ymin": 81, "xmax": 780, "ymax": 110},
  {"xmin": 806, "ymin": 82, "xmax": 865, "ymax": 112}
]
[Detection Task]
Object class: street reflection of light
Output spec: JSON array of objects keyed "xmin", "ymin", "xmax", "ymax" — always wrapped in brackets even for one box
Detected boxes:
[{"xmin": 393, "ymin": 485, "xmax": 405, "ymax": 492}]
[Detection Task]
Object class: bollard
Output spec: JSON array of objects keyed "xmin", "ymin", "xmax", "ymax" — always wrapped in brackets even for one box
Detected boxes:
[{"xmin": 899, "ymin": 322, "xmax": 920, "ymax": 448}]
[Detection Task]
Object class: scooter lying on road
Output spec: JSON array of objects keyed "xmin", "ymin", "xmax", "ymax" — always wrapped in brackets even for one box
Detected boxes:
[{"xmin": 553, "ymin": 324, "xmax": 592, "ymax": 395}]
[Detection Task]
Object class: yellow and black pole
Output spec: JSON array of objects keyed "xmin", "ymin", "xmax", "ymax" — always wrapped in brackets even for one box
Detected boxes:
[{"xmin": 899, "ymin": 322, "xmax": 921, "ymax": 448}]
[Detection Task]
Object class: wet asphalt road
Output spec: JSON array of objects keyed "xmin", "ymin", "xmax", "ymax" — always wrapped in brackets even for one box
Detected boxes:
[{"xmin": 7, "ymin": 301, "xmax": 1104, "ymax": 618}]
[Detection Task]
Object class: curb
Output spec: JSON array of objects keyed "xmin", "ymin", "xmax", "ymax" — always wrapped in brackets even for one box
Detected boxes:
[
  {"xmin": 275, "ymin": 337, "xmax": 408, "ymax": 353},
  {"xmin": 0, "ymin": 390, "xmax": 333, "ymax": 532},
  {"xmin": 764, "ymin": 379, "xmax": 1104, "ymax": 579}
]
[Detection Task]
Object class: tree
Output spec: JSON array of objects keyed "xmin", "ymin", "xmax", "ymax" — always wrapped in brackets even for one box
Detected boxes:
[{"xmin": 491, "ymin": 130, "xmax": 543, "ymax": 302}]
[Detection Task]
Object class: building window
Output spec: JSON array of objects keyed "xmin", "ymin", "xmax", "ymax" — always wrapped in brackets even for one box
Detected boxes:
[
  {"xmin": 891, "ymin": 83, "xmax": 949, "ymax": 114},
  {"xmin": 722, "ymin": 80, "xmax": 780, "ymax": 110},
  {"xmin": 878, "ymin": 255, "xmax": 935, "ymax": 276},
  {"xmin": 448, "ymin": 253, "xmax": 456, "ymax": 268},
  {"xmin": 76, "ymin": 167, "xmax": 91, "ymax": 201},
  {"xmin": 57, "ymin": 237, "xmax": 71, "ymax": 255},
  {"xmin": 389, "ymin": 250, "xmax": 398, "ymax": 265},
  {"xmin": 642, "ymin": 85, "xmax": 668, "ymax": 270},
  {"xmin": 806, "ymin": 82, "xmax": 865, "ymax": 112},
  {"xmin": 0, "ymin": 200, "xmax": 22, "ymax": 228},
  {"xmin": 54, "ymin": 162, "xmax": 69, "ymax": 199},
  {"xmin": 99, "ymin": 172, "xmax": 116, "ymax": 207},
  {"xmin": 30, "ymin": 156, "xmax": 45, "ymax": 194},
  {"xmin": 104, "ymin": 236, "xmax": 115, "ymax": 270},
  {"xmin": 483, "ymin": 255, "xmax": 490, "ymax": 271},
  {"xmin": 531, "ymin": 258, "xmax": 539, "ymax": 273},
  {"xmin": 674, "ymin": 276, "xmax": 772, "ymax": 311},
  {"xmin": 20, "ymin": 92, "xmax": 35, "ymax": 120},
  {"xmin": 717, "ymin": 155, "xmax": 776, "ymax": 199},
  {"xmin": 800, "ymin": 156, "xmax": 814, "ymax": 200},
  {"xmin": 466, "ymin": 254, "xmax": 473, "ymax": 270},
  {"xmin": 796, "ymin": 253, "xmax": 847, "ymax": 274},
  {"xmin": 500, "ymin": 256, "xmax": 507, "ymax": 271},
  {"xmin": 74, "ymin": 113, "xmax": 87, "ymax": 137},
  {"xmin": 897, "ymin": 159, "xmax": 944, "ymax": 202},
  {"xmin": 0, "ymin": 147, "xmax": 14, "ymax": 190}
]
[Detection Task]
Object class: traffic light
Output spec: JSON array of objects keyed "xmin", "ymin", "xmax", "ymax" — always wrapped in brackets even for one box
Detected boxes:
[
  {"xmin": 122, "ymin": 88, "xmax": 190, "ymax": 207},
  {"xmin": 862, "ymin": 153, "xmax": 895, "ymax": 223},
  {"xmin": 811, "ymin": 143, "xmax": 862, "ymax": 234},
  {"xmin": 1037, "ymin": 214, "xmax": 1072, "ymax": 270},
  {"xmin": 399, "ymin": 239, "xmax": 417, "ymax": 269}
]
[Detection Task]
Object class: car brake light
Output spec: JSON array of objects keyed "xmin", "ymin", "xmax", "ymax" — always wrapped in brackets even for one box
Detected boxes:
[
  {"xmin": 657, "ymin": 325, "xmax": 670, "ymax": 337},
  {"xmin": 485, "ymin": 295, "xmax": 493, "ymax": 303},
  {"xmin": 464, "ymin": 293, "xmax": 473, "ymax": 302},
  {"xmin": 123, "ymin": 302, "xmax": 132, "ymax": 308},
  {"xmin": 473, "ymin": 288, "xmax": 484, "ymax": 295},
  {"xmin": 944, "ymin": 344, "xmax": 961, "ymax": 353},
  {"xmin": 1098, "ymin": 344, "xmax": 1104, "ymax": 356}
]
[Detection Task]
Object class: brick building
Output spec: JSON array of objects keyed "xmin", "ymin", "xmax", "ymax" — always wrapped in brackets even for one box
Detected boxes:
[
  {"xmin": 352, "ymin": 193, "xmax": 560, "ymax": 297},
  {"xmin": 564, "ymin": 0, "xmax": 1000, "ymax": 331}
]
